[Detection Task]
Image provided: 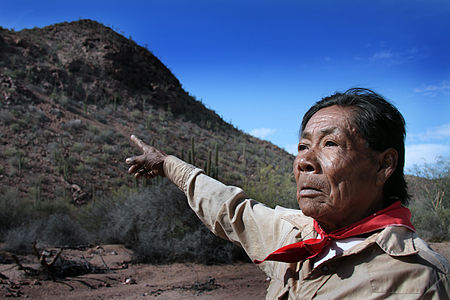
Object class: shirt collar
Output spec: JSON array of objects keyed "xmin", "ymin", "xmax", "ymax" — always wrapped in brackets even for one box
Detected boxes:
[
  {"xmin": 375, "ymin": 225, "xmax": 418, "ymax": 256},
  {"xmin": 280, "ymin": 211, "xmax": 317, "ymax": 240}
]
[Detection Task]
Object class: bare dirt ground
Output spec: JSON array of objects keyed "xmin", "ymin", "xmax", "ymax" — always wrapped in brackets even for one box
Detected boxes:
[
  {"xmin": 1, "ymin": 242, "xmax": 448, "ymax": 299},
  {"xmin": 0, "ymin": 244, "xmax": 268, "ymax": 299}
]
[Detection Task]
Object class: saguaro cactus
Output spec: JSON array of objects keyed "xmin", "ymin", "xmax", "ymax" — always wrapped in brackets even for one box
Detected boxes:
[
  {"xmin": 190, "ymin": 137, "xmax": 196, "ymax": 166},
  {"xmin": 207, "ymin": 150, "xmax": 212, "ymax": 176},
  {"xmin": 214, "ymin": 143, "xmax": 219, "ymax": 178}
]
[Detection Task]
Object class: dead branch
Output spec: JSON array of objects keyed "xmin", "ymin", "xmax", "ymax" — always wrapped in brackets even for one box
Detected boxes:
[
  {"xmin": 97, "ymin": 253, "xmax": 110, "ymax": 271},
  {"xmin": 48, "ymin": 249, "xmax": 63, "ymax": 267},
  {"xmin": 11, "ymin": 255, "xmax": 39, "ymax": 277}
]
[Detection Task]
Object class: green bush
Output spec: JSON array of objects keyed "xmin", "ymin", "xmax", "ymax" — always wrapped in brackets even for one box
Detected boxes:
[
  {"xmin": 408, "ymin": 158, "xmax": 449, "ymax": 241},
  {"xmin": 71, "ymin": 142, "xmax": 87, "ymax": 153},
  {"xmin": 244, "ymin": 164, "xmax": 297, "ymax": 209}
]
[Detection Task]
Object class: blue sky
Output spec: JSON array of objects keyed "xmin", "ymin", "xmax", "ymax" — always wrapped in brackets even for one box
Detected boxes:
[{"xmin": 2, "ymin": 0, "xmax": 449, "ymax": 172}]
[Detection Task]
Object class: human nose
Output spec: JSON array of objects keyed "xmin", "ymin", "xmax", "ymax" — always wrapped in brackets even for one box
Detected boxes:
[{"xmin": 295, "ymin": 149, "xmax": 320, "ymax": 173}]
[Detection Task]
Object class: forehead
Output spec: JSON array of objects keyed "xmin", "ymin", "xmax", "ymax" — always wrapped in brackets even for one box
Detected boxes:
[{"xmin": 303, "ymin": 105, "xmax": 357, "ymax": 136}]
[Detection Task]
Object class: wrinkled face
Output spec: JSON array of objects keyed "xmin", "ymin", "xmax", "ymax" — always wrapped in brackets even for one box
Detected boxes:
[{"xmin": 294, "ymin": 105, "xmax": 384, "ymax": 232}]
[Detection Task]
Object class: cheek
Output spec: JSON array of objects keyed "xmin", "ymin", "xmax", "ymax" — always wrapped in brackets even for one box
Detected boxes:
[
  {"xmin": 320, "ymin": 157, "xmax": 347, "ymax": 202},
  {"xmin": 293, "ymin": 159, "xmax": 301, "ymax": 182},
  {"xmin": 320, "ymin": 155, "xmax": 334, "ymax": 169},
  {"xmin": 318, "ymin": 149, "xmax": 345, "ymax": 173}
]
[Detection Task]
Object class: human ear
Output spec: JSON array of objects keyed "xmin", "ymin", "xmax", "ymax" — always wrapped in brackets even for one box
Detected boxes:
[{"xmin": 376, "ymin": 148, "xmax": 398, "ymax": 186}]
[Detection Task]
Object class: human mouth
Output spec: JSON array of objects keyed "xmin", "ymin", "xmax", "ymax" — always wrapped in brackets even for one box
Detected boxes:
[{"xmin": 299, "ymin": 187, "xmax": 323, "ymax": 197}]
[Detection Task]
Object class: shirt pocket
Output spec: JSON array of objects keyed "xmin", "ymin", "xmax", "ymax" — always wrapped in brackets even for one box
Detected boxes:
[{"xmin": 366, "ymin": 249, "xmax": 428, "ymax": 295}]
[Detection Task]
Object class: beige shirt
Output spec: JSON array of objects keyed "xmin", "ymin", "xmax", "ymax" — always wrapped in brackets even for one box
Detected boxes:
[{"xmin": 164, "ymin": 156, "xmax": 450, "ymax": 299}]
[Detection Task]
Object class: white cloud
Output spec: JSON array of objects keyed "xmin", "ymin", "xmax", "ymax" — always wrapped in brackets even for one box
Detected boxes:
[
  {"xmin": 405, "ymin": 143, "xmax": 450, "ymax": 171},
  {"xmin": 372, "ymin": 50, "xmax": 394, "ymax": 60},
  {"xmin": 249, "ymin": 128, "xmax": 276, "ymax": 139},
  {"xmin": 368, "ymin": 46, "xmax": 424, "ymax": 65},
  {"xmin": 413, "ymin": 80, "xmax": 450, "ymax": 97},
  {"xmin": 408, "ymin": 123, "xmax": 450, "ymax": 142},
  {"xmin": 369, "ymin": 49, "xmax": 404, "ymax": 65}
]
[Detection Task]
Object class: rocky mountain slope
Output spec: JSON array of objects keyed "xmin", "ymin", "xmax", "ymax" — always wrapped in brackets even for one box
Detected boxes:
[{"xmin": 0, "ymin": 19, "xmax": 295, "ymax": 206}]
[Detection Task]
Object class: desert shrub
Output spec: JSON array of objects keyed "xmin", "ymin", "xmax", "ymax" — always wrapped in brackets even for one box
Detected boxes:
[
  {"xmin": 93, "ymin": 129, "xmax": 116, "ymax": 144},
  {"xmin": 110, "ymin": 176, "xmax": 128, "ymax": 188},
  {"xmin": 3, "ymin": 146, "xmax": 24, "ymax": 158},
  {"xmin": 70, "ymin": 142, "xmax": 87, "ymax": 153},
  {"xmin": 3, "ymin": 213, "xmax": 89, "ymax": 252},
  {"xmin": 0, "ymin": 185, "xmax": 89, "ymax": 251},
  {"xmin": 78, "ymin": 182, "xmax": 244, "ymax": 264},
  {"xmin": 33, "ymin": 195, "xmax": 72, "ymax": 218},
  {"xmin": 130, "ymin": 109, "xmax": 141, "ymax": 119},
  {"xmin": 87, "ymin": 124, "xmax": 101, "ymax": 134},
  {"xmin": 408, "ymin": 158, "xmax": 450, "ymax": 241},
  {"xmin": 99, "ymin": 152, "xmax": 111, "ymax": 163},
  {"xmin": 136, "ymin": 224, "xmax": 242, "ymax": 264},
  {"xmin": 75, "ymin": 162, "xmax": 91, "ymax": 174},
  {"xmin": 95, "ymin": 113, "xmax": 108, "ymax": 124},
  {"xmin": 3, "ymin": 223, "xmax": 40, "ymax": 253},
  {"xmin": 41, "ymin": 214, "xmax": 90, "ymax": 246},
  {"xmin": 84, "ymin": 156, "xmax": 101, "ymax": 167},
  {"xmin": 10, "ymin": 120, "xmax": 27, "ymax": 132},
  {"xmin": 27, "ymin": 105, "xmax": 49, "ymax": 123},
  {"xmin": 244, "ymin": 164, "xmax": 297, "ymax": 209},
  {"xmin": 102, "ymin": 144, "xmax": 117, "ymax": 154},
  {"xmin": 0, "ymin": 188, "xmax": 33, "ymax": 238},
  {"xmin": 61, "ymin": 119, "xmax": 84, "ymax": 131},
  {"xmin": 0, "ymin": 110, "xmax": 15, "ymax": 125}
]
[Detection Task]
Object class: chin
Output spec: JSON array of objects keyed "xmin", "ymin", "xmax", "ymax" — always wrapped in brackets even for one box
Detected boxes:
[{"xmin": 298, "ymin": 198, "xmax": 326, "ymax": 219}]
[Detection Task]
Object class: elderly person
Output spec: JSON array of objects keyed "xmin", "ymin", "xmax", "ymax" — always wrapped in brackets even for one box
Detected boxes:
[{"xmin": 126, "ymin": 88, "xmax": 449, "ymax": 299}]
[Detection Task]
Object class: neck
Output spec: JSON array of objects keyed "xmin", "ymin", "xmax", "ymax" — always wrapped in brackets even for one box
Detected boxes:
[{"xmin": 318, "ymin": 201, "xmax": 385, "ymax": 233}]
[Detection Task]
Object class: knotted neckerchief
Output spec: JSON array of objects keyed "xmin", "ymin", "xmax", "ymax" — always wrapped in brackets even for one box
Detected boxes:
[{"xmin": 254, "ymin": 201, "xmax": 415, "ymax": 264}]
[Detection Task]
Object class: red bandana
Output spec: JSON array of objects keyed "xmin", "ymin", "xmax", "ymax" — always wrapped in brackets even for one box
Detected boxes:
[{"xmin": 254, "ymin": 201, "xmax": 415, "ymax": 264}]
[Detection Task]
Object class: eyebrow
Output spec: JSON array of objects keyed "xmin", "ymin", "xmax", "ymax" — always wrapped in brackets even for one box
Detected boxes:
[{"xmin": 301, "ymin": 126, "xmax": 341, "ymax": 140}]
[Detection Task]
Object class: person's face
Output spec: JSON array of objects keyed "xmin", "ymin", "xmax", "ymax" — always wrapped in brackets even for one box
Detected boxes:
[{"xmin": 293, "ymin": 105, "xmax": 385, "ymax": 232}]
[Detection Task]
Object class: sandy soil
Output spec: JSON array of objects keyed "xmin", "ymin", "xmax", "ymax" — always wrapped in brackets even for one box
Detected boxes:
[
  {"xmin": 0, "ymin": 244, "xmax": 268, "ymax": 299},
  {"xmin": 1, "ymin": 242, "xmax": 448, "ymax": 299}
]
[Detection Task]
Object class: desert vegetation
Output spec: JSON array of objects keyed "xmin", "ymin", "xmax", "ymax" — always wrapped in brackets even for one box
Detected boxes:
[
  {"xmin": 1, "ymin": 159, "xmax": 448, "ymax": 264},
  {"xmin": 408, "ymin": 159, "xmax": 450, "ymax": 241},
  {"xmin": 0, "ymin": 20, "xmax": 448, "ymax": 269}
]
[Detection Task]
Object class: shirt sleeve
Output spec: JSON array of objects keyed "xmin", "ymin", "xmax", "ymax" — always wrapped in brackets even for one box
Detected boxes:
[{"xmin": 163, "ymin": 155, "xmax": 289, "ymax": 270}]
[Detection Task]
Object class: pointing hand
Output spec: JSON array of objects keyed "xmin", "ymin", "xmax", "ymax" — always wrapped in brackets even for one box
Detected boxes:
[{"xmin": 125, "ymin": 135, "xmax": 168, "ymax": 179}]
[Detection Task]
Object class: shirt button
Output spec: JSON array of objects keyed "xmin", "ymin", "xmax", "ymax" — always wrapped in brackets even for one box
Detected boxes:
[{"xmin": 322, "ymin": 265, "xmax": 329, "ymax": 272}]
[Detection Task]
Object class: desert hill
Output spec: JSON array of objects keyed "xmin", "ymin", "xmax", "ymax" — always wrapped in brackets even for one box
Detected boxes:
[{"xmin": 0, "ymin": 19, "xmax": 295, "ymax": 206}]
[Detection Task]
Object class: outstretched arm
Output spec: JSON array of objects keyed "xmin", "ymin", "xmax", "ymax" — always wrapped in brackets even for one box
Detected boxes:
[{"xmin": 125, "ymin": 135, "xmax": 295, "ymax": 276}]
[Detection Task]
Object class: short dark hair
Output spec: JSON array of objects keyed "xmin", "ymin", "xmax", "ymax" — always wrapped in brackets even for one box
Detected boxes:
[{"xmin": 301, "ymin": 88, "xmax": 409, "ymax": 205}]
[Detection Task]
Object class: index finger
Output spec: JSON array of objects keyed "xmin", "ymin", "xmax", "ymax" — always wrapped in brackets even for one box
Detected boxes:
[{"xmin": 130, "ymin": 135, "xmax": 148, "ymax": 151}]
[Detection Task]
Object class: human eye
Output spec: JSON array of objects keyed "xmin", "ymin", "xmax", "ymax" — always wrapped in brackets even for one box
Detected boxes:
[
  {"xmin": 324, "ymin": 140, "xmax": 338, "ymax": 147},
  {"xmin": 298, "ymin": 143, "xmax": 308, "ymax": 151}
]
